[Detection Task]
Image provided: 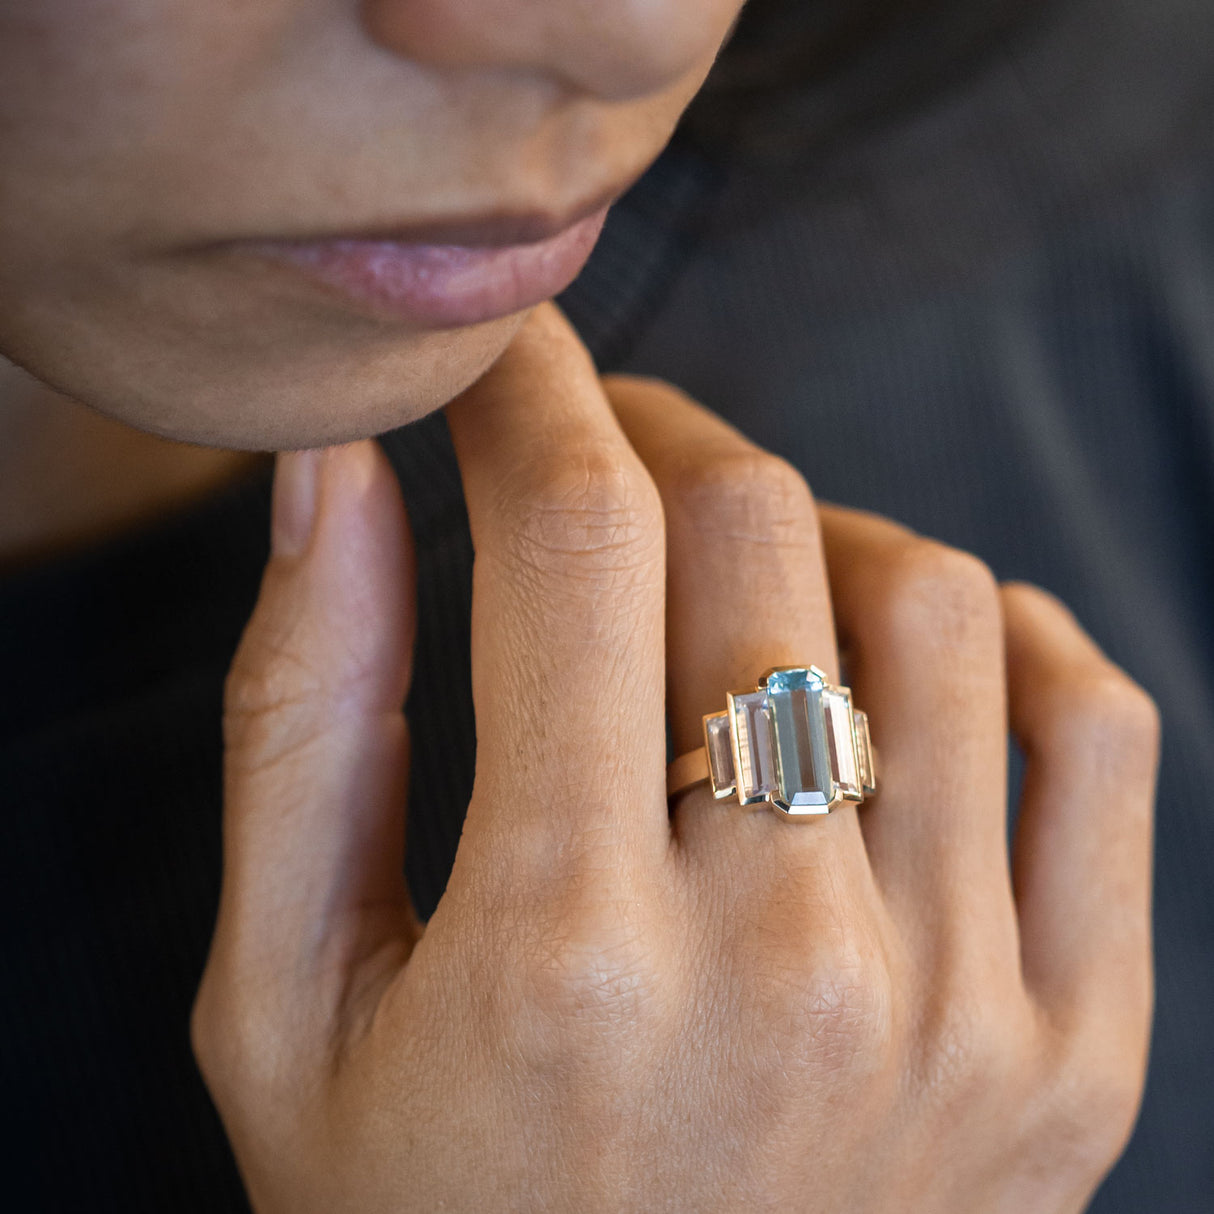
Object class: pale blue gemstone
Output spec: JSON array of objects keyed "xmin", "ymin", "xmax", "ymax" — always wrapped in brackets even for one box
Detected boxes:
[{"xmin": 765, "ymin": 668, "xmax": 833, "ymax": 811}]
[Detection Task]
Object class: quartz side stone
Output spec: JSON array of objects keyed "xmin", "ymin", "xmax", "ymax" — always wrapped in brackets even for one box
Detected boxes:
[
  {"xmin": 823, "ymin": 688, "xmax": 860, "ymax": 798},
  {"xmin": 854, "ymin": 710, "xmax": 875, "ymax": 792},
  {"xmin": 766, "ymin": 668, "xmax": 833, "ymax": 811},
  {"xmin": 731, "ymin": 690, "xmax": 776, "ymax": 800},
  {"xmin": 704, "ymin": 712, "xmax": 736, "ymax": 795}
]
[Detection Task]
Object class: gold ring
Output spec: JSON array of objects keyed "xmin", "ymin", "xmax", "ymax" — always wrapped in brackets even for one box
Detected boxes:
[{"xmin": 667, "ymin": 666, "xmax": 877, "ymax": 818}]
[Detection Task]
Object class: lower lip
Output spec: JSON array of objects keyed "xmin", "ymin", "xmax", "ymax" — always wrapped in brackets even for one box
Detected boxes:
[{"xmin": 243, "ymin": 207, "xmax": 609, "ymax": 329}]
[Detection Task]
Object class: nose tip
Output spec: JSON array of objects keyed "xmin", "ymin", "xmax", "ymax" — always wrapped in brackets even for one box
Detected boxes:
[{"xmin": 360, "ymin": 0, "xmax": 729, "ymax": 101}]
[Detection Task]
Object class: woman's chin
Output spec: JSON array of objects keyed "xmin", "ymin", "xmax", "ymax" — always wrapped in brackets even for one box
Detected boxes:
[{"xmin": 8, "ymin": 298, "xmax": 531, "ymax": 453}]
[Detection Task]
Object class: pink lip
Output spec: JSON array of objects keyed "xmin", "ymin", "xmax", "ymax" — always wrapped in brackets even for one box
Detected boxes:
[{"xmin": 243, "ymin": 206, "xmax": 609, "ymax": 328}]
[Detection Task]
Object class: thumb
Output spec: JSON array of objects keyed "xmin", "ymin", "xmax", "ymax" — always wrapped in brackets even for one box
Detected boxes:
[{"xmin": 209, "ymin": 440, "xmax": 418, "ymax": 1029}]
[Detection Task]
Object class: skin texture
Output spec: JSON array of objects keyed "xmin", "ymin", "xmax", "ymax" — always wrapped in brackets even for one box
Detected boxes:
[
  {"xmin": 0, "ymin": 0, "xmax": 741, "ymax": 450},
  {"xmin": 1, "ymin": 2, "xmax": 1159, "ymax": 1206},
  {"xmin": 193, "ymin": 305, "xmax": 1159, "ymax": 1212}
]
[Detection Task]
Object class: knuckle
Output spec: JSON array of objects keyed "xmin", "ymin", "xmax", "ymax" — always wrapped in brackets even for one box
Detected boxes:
[
  {"xmin": 223, "ymin": 640, "xmax": 310, "ymax": 724},
  {"xmin": 799, "ymin": 955, "xmax": 891, "ymax": 1065},
  {"xmin": 221, "ymin": 657, "xmax": 327, "ymax": 775},
  {"xmin": 918, "ymin": 979, "xmax": 1023, "ymax": 1112},
  {"xmin": 189, "ymin": 963, "xmax": 246, "ymax": 1098},
  {"xmin": 527, "ymin": 919, "xmax": 653, "ymax": 1028},
  {"xmin": 1035, "ymin": 1044, "xmax": 1147, "ymax": 1181},
  {"xmin": 1001, "ymin": 578, "xmax": 1062, "ymax": 619},
  {"xmin": 1036, "ymin": 668, "xmax": 1162, "ymax": 774},
  {"xmin": 1054, "ymin": 669, "xmax": 1160, "ymax": 746},
  {"xmin": 189, "ymin": 977, "xmax": 222, "ymax": 1082},
  {"xmin": 502, "ymin": 888, "xmax": 669, "ymax": 1073},
  {"xmin": 190, "ymin": 957, "xmax": 301, "ymax": 1108},
  {"xmin": 879, "ymin": 539, "xmax": 1001, "ymax": 649},
  {"xmin": 498, "ymin": 444, "xmax": 663, "ymax": 577},
  {"xmin": 671, "ymin": 446, "xmax": 818, "ymax": 549},
  {"xmin": 747, "ymin": 912, "xmax": 893, "ymax": 1079},
  {"xmin": 221, "ymin": 597, "xmax": 337, "ymax": 768}
]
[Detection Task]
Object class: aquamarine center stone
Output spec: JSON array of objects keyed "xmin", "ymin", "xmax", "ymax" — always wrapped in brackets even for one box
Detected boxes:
[{"xmin": 765, "ymin": 668, "xmax": 833, "ymax": 812}]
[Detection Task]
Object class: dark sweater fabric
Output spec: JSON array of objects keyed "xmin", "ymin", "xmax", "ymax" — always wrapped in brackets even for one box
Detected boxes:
[{"xmin": 3, "ymin": 0, "xmax": 1213, "ymax": 1208}]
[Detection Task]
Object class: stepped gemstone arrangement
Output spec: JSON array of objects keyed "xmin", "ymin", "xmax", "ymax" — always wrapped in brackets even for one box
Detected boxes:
[{"xmin": 703, "ymin": 666, "xmax": 874, "ymax": 816}]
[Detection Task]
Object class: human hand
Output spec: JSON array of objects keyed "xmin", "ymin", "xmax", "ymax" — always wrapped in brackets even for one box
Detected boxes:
[{"xmin": 192, "ymin": 303, "xmax": 1159, "ymax": 1212}]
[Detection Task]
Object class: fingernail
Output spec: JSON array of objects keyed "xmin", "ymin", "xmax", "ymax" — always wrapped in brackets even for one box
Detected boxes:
[{"xmin": 271, "ymin": 449, "xmax": 321, "ymax": 558}]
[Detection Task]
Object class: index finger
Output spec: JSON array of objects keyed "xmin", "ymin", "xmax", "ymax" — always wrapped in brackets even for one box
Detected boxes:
[{"xmin": 445, "ymin": 304, "xmax": 668, "ymax": 869}]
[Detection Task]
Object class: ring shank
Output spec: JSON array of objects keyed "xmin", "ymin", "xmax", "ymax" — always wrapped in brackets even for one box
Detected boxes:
[{"xmin": 666, "ymin": 748, "xmax": 711, "ymax": 800}]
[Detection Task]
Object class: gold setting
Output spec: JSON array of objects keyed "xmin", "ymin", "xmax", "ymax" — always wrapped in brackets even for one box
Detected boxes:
[{"xmin": 667, "ymin": 666, "xmax": 877, "ymax": 817}]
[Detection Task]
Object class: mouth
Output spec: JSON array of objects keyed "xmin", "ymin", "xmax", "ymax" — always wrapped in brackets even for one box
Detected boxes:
[
  {"xmin": 240, "ymin": 206, "xmax": 609, "ymax": 329},
  {"xmin": 215, "ymin": 179, "xmax": 632, "ymax": 330}
]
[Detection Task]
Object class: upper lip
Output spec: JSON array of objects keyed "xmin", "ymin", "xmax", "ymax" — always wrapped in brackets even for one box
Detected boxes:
[{"xmin": 242, "ymin": 172, "xmax": 641, "ymax": 252}]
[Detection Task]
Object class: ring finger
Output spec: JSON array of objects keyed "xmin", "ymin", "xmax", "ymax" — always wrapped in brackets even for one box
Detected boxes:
[{"xmin": 605, "ymin": 377, "xmax": 873, "ymax": 890}]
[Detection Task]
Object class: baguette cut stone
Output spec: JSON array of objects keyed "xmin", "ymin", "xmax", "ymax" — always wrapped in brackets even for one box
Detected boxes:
[
  {"xmin": 704, "ymin": 712, "xmax": 736, "ymax": 795},
  {"xmin": 766, "ymin": 668, "xmax": 833, "ymax": 812},
  {"xmin": 823, "ymin": 688, "xmax": 860, "ymax": 798},
  {"xmin": 855, "ymin": 710, "xmax": 875, "ymax": 793},
  {"xmin": 730, "ymin": 691, "xmax": 777, "ymax": 800}
]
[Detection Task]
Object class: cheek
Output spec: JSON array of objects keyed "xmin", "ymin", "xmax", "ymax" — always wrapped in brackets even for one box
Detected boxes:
[
  {"xmin": 1, "ymin": 2, "xmax": 225, "ymax": 157},
  {"xmin": 0, "ymin": 1, "xmax": 294, "ymax": 247}
]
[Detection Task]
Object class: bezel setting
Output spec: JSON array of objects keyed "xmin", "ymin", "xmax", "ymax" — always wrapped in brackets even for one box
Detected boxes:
[{"xmin": 702, "ymin": 666, "xmax": 876, "ymax": 818}]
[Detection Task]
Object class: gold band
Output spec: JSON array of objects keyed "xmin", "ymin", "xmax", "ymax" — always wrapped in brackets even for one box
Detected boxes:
[{"xmin": 666, "ymin": 748, "xmax": 711, "ymax": 800}]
